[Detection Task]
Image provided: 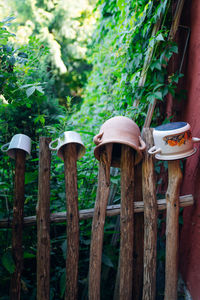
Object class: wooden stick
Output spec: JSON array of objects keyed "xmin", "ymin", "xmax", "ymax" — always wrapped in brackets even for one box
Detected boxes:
[
  {"xmin": 0, "ymin": 194, "xmax": 193, "ymax": 228},
  {"xmin": 63, "ymin": 144, "xmax": 79, "ymax": 300},
  {"xmin": 113, "ymin": 162, "xmax": 144, "ymax": 300},
  {"xmin": 36, "ymin": 137, "xmax": 51, "ymax": 300},
  {"xmin": 119, "ymin": 145, "xmax": 135, "ymax": 300},
  {"xmin": 132, "ymin": 162, "xmax": 144, "ymax": 300},
  {"xmin": 142, "ymin": 128, "xmax": 157, "ymax": 300},
  {"xmin": 89, "ymin": 144, "xmax": 112, "ymax": 300},
  {"xmin": 10, "ymin": 149, "xmax": 26, "ymax": 300},
  {"xmin": 164, "ymin": 160, "xmax": 183, "ymax": 300}
]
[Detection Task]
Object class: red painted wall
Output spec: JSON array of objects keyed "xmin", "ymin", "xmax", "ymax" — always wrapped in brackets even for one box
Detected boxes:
[{"xmin": 179, "ymin": 1, "xmax": 200, "ymax": 299}]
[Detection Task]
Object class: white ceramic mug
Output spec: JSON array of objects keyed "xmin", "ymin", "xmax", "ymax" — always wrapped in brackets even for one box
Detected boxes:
[
  {"xmin": 148, "ymin": 122, "xmax": 200, "ymax": 160},
  {"xmin": 1, "ymin": 134, "xmax": 32, "ymax": 159},
  {"xmin": 49, "ymin": 131, "xmax": 86, "ymax": 160}
]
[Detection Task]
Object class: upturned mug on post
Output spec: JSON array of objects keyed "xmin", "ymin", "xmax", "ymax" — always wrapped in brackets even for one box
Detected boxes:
[
  {"xmin": 1, "ymin": 134, "xmax": 32, "ymax": 159},
  {"xmin": 49, "ymin": 131, "xmax": 86, "ymax": 160}
]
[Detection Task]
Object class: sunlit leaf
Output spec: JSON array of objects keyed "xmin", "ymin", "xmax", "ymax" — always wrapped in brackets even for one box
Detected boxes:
[{"xmin": 26, "ymin": 86, "xmax": 36, "ymax": 97}]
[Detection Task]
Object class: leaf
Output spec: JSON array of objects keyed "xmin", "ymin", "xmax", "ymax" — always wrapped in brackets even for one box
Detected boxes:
[
  {"xmin": 61, "ymin": 240, "xmax": 67, "ymax": 259},
  {"xmin": 110, "ymin": 177, "xmax": 120, "ymax": 185},
  {"xmin": 102, "ymin": 253, "xmax": 114, "ymax": 268},
  {"xmin": 2, "ymin": 16, "xmax": 15, "ymax": 23},
  {"xmin": 170, "ymin": 45, "xmax": 178, "ymax": 54},
  {"xmin": 150, "ymin": 60, "xmax": 162, "ymax": 71},
  {"xmin": 36, "ymin": 86, "xmax": 44, "ymax": 94},
  {"xmin": 20, "ymin": 83, "xmax": 34, "ymax": 89},
  {"xmin": 1, "ymin": 251, "xmax": 15, "ymax": 274},
  {"xmin": 9, "ymin": 56, "xmax": 15, "ymax": 65},
  {"xmin": 26, "ymin": 86, "xmax": 36, "ymax": 97},
  {"xmin": 78, "ymin": 130, "xmax": 95, "ymax": 136},
  {"xmin": 81, "ymin": 239, "xmax": 91, "ymax": 245},
  {"xmin": 154, "ymin": 91, "xmax": 163, "ymax": 100},
  {"xmin": 117, "ymin": 0, "xmax": 125, "ymax": 10},
  {"xmin": 156, "ymin": 33, "xmax": 165, "ymax": 42},
  {"xmin": 24, "ymin": 252, "xmax": 36, "ymax": 258},
  {"xmin": 60, "ymin": 271, "xmax": 66, "ymax": 298},
  {"xmin": 18, "ymin": 52, "xmax": 28, "ymax": 58},
  {"xmin": 26, "ymin": 102, "xmax": 31, "ymax": 108},
  {"xmin": 25, "ymin": 171, "xmax": 38, "ymax": 184}
]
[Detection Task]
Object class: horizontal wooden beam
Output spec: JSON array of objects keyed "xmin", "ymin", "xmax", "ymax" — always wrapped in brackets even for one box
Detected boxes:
[{"xmin": 0, "ymin": 194, "xmax": 193, "ymax": 228}]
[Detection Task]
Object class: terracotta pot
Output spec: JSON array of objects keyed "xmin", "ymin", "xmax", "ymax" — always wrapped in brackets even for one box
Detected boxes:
[
  {"xmin": 93, "ymin": 116, "xmax": 146, "ymax": 167},
  {"xmin": 148, "ymin": 122, "xmax": 200, "ymax": 160}
]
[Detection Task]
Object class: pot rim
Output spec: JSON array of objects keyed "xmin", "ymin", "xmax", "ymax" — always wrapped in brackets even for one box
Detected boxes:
[
  {"xmin": 153, "ymin": 122, "xmax": 190, "ymax": 134},
  {"xmin": 94, "ymin": 140, "xmax": 143, "ymax": 165},
  {"xmin": 155, "ymin": 147, "xmax": 196, "ymax": 160}
]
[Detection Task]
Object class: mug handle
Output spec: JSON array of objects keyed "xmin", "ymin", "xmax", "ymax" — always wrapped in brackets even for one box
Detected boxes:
[
  {"xmin": 138, "ymin": 136, "xmax": 146, "ymax": 151},
  {"xmin": 49, "ymin": 138, "xmax": 59, "ymax": 150},
  {"xmin": 1, "ymin": 143, "xmax": 10, "ymax": 152},
  {"xmin": 93, "ymin": 132, "xmax": 104, "ymax": 145},
  {"xmin": 148, "ymin": 145, "xmax": 162, "ymax": 155},
  {"xmin": 192, "ymin": 137, "xmax": 200, "ymax": 143}
]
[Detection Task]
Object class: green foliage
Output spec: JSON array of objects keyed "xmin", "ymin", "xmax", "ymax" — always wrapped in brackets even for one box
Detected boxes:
[
  {"xmin": 0, "ymin": 0, "xmax": 186, "ymax": 298},
  {"xmin": 2, "ymin": 0, "xmax": 97, "ymax": 107},
  {"xmin": 70, "ymin": 0, "xmax": 182, "ymax": 134},
  {"xmin": 1, "ymin": 249, "xmax": 15, "ymax": 274},
  {"xmin": 0, "ymin": 18, "xmax": 64, "ymax": 298}
]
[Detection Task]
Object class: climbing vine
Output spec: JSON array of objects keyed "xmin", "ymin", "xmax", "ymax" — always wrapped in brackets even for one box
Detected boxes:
[{"xmin": 0, "ymin": 0, "xmax": 185, "ymax": 299}]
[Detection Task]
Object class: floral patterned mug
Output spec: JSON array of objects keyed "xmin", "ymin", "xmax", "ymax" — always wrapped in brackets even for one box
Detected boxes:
[{"xmin": 148, "ymin": 122, "xmax": 200, "ymax": 160}]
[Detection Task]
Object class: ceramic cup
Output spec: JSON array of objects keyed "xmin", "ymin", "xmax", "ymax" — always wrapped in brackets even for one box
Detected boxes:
[
  {"xmin": 148, "ymin": 122, "xmax": 200, "ymax": 160},
  {"xmin": 1, "ymin": 134, "xmax": 31, "ymax": 159},
  {"xmin": 93, "ymin": 116, "xmax": 146, "ymax": 167},
  {"xmin": 49, "ymin": 131, "xmax": 86, "ymax": 160}
]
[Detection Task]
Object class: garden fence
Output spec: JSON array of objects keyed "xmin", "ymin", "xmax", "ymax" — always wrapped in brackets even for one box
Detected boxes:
[{"xmin": 0, "ymin": 129, "xmax": 194, "ymax": 300}]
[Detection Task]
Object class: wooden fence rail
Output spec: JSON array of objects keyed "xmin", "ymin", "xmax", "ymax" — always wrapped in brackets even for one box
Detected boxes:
[{"xmin": 0, "ymin": 195, "xmax": 193, "ymax": 228}]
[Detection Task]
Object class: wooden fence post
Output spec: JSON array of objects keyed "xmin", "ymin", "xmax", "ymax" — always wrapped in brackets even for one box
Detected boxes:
[
  {"xmin": 36, "ymin": 137, "xmax": 51, "ymax": 300},
  {"xmin": 119, "ymin": 145, "xmax": 135, "ymax": 300},
  {"xmin": 164, "ymin": 160, "xmax": 182, "ymax": 300},
  {"xmin": 132, "ymin": 163, "xmax": 144, "ymax": 300},
  {"xmin": 89, "ymin": 144, "xmax": 112, "ymax": 300},
  {"xmin": 10, "ymin": 149, "xmax": 26, "ymax": 300},
  {"xmin": 63, "ymin": 143, "xmax": 79, "ymax": 300},
  {"xmin": 142, "ymin": 128, "xmax": 157, "ymax": 300}
]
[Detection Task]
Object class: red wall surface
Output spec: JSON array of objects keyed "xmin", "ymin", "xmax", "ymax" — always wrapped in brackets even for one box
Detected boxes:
[{"xmin": 179, "ymin": 1, "xmax": 200, "ymax": 299}]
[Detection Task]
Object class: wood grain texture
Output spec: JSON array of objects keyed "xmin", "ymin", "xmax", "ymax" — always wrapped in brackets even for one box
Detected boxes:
[
  {"xmin": 64, "ymin": 143, "xmax": 79, "ymax": 300},
  {"xmin": 133, "ymin": 163, "xmax": 144, "ymax": 300},
  {"xmin": 89, "ymin": 144, "xmax": 112, "ymax": 300},
  {"xmin": 164, "ymin": 160, "xmax": 183, "ymax": 300},
  {"xmin": 119, "ymin": 145, "xmax": 135, "ymax": 300},
  {"xmin": 142, "ymin": 128, "xmax": 157, "ymax": 300},
  {"xmin": 36, "ymin": 137, "xmax": 51, "ymax": 300},
  {"xmin": 10, "ymin": 149, "xmax": 26, "ymax": 300}
]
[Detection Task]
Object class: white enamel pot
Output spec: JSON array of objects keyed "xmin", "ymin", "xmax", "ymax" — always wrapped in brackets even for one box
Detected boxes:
[{"xmin": 148, "ymin": 122, "xmax": 200, "ymax": 160}]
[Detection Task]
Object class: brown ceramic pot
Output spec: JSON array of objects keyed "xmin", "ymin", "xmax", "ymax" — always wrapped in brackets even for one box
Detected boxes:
[{"xmin": 93, "ymin": 116, "xmax": 146, "ymax": 167}]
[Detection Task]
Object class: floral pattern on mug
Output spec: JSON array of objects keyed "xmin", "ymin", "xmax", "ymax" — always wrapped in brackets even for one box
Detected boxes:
[{"xmin": 163, "ymin": 130, "xmax": 192, "ymax": 147}]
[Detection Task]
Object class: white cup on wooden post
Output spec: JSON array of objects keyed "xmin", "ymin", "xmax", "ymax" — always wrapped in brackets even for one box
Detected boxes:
[
  {"xmin": 49, "ymin": 131, "xmax": 86, "ymax": 160},
  {"xmin": 1, "ymin": 134, "xmax": 31, "ymax": 159}
]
